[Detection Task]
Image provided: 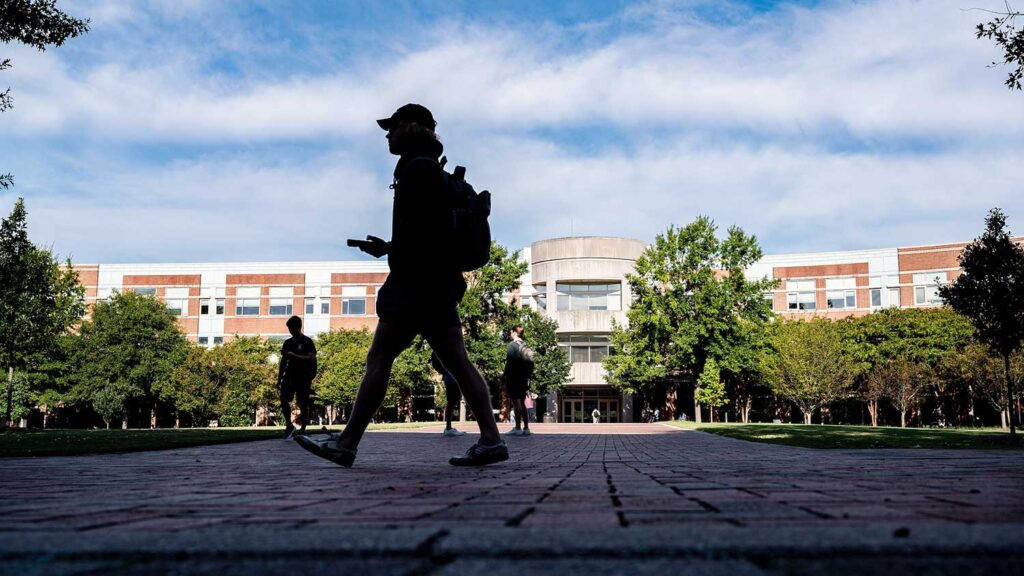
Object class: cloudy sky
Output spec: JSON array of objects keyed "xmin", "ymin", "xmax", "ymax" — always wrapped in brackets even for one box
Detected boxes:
[{"xmin": 1, "ymin": 0, "xmax": 1022, "ymax": 263}]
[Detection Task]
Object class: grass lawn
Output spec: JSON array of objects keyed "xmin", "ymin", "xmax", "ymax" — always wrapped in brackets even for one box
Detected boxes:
[
  {"xmin": 662, "ymin": 421, "xmax": 1020, "ymax": 450},
  {"xmin": 0, "ymin": 422, "xmax": 442, "ymax": 457}
]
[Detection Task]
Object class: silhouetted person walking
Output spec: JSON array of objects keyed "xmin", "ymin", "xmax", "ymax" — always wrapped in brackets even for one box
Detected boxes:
[
  {"xmin": 296, "ymin": 104, "xmax": 506, "ymax": 467},
  {"xmin": 279, "ymin": 315, "xmax": 317, "ymax": 439},
  {"xmin": 431, "ymin": 352, "xmax": 466, "ymax": 437},
  {"xmin": 503, "ymin": 325, "xmax": 534, "ymax": 436}
]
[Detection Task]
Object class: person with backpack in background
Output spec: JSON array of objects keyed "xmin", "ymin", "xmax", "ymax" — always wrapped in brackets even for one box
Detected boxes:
[
  {"xmin": 431, "ymin": 352, "xmax": 466, "ymax": 437},
  {"xmin": 296, "ymin": 104, "xmax": 506, "ymax": 467},
  {"xmin": 503, "ymin": 325, "xmax": 534, "ymax": 436},
  {"xmin": 279, "ymin": 315, "xmax": 317, "ymax": 439}
]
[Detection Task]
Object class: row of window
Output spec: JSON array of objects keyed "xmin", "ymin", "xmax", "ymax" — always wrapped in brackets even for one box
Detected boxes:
[
  {"xmin": 534, "ymin": 282, "xmax": 624, "ymax": 312},
  {"xmin": 783, "ymin": 273, "xmax": 947, "ymax": 311},
  {"xmin": 130, "ymin": 286, "xmax": 370, "ymax": 317},
  {"xmin": 558, "ymin": 334, "xmax": 612, "ymax": 363}
]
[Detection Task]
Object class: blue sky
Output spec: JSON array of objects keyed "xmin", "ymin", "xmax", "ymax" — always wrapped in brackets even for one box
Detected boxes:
[{"xmin": 1, "ymin": 0, "xmax": 1022, "ymax": 263}]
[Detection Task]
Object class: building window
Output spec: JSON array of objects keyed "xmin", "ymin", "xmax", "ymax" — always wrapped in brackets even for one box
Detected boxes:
[
  {"xmin": 559, "ymin": 334, "xmax": 611, "ymax": 363},
  {"xmin": 555, "ymin": 283, "xmax": 622, "ymax": 311},
  {"xmin": 342, "ymin": 297, "xmax": 366, "ymax": 315},
  {"xmin": 534, "ymin": 284, "xmax": 547, "ymax": 311},
  {"xmin": 786, "ymin": 280, "xmax": 816, "ymax": 311},
  {"xmin": 200, "ymin": 300, "xmax": 210, "ymax": 315},
  {"xmin": 825, "ymin": 277, "xmax": 855, "ymax": 310},
  {"xmin": 268, "ymin": 286, "xmax": 293, "ymax": 316},
  {"xmin": 132, "ymin": 287, "xmax": 156, "ymax": 296},
  {"xmin": 198, "ymin": 337, "xmax": 209, "ymax": 346},
  {"xmin": 870, "ymin": 288, "xmax": 882, "ymax": 308},
  {"xmin": 888, "ymin": 287, "xmax": 900, "ymax": 308},
  {"xmin": 235, "ymin": 287, "xmax": 260, "ymax": 316},
  {"xmin": 321, "ymin": 299, "xmax": 331, "ymax": 315},
  {"xmin": 164, "ymin": 287, "xmax": 189, "ymax": 316},
  {"xmin": 305, "ymin": 297, "xmax": 315, "ymax": 315},
  {"xmin": 912, "ymin": 272, "xmax": 947, "ymax": 306},
  {"xmin": 213, "ymin": 336, "xmax": 224, "ymax": 345},
  {"xmin": 342, "ymin": 286, "xmax": 367, "ymax": 315}
]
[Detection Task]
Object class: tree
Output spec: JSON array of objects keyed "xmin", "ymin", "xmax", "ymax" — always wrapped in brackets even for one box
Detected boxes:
[
  {"xmin": 212, "ymin": 336, "xmax": 277, "ymax": 426},
  {"xmin": 1, "ymin": 198, "xmax": 85, "ymax": 427},
  {"xmin": 459, "ymin": 242, "xmax": 529, "ymax": 382},
  {"xmin": 1, "ymin": 0, "xmax": 89, "ymax": 188},
  {"xmin": 877, "ymin": 359, "xmax": 933, "ymax": 428},
  {"xmin": 851, "ymin": 307, "xmax": 974, "ymax": 427},
  {"xmin": 604, "ymin": 217, "xmax": 776, "ymax": 421},
  {"xmin": 940, "ymin": 208, "xmax": 1024, "ymax": 436},
  {"xmin": 516, "ymin": 307, "xmax": 570, "ymax": 396},
  {"xmin": 157, "ymin": 343, "xmax": 225, "ymax": 427},
  {"xmin": 62, "ymin": 291, "xmax": 186, "ymax": 428},
  {"xmin": 760, "ymin": 318, "xmax": 858, "ymax": 425},
  {"xmin": 694, "ymin": 357, "xmax": 727, "ymax": 422},
  {"xmin": 943, "ymin": 343, "xmax": 1023, "ymax": 429},
  {"xmin": 975, "ymin": 4, "xmax": 1024, "ymax": 90},
  {"xmin": 314, "ymin": 328, "xmax": 373, "ymax": 421}
]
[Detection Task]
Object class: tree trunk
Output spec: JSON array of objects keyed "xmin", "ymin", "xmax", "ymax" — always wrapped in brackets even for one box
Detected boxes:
[
  {"xmin": 900, "ymin": 410, "xmax": 906, "ymax": 428},
  {"xmin": 150, "ymin": 405, "xmax": 157, "ymax": 429},
  {"xmin": 868, "ymin": 400, "xmax": 878, "ymax": 427},
  {"xmin": 5, "ymin": 365, "xmax": 13, "ymax": 428},
  {"xmin": 694, "ymin": 394, "xmax": 702, "ymax": 424},
  {"xmin": 1001, "ymin": 408, "xmax": 1009, "ymax": 430},
  {"xmin": 742, "ymin": 403, "xmax": 751, "ymax": 424},
  {"xmin": 709, "ymin": 407, "xmax": 714, "ymax": 423},
  {"xmin": 802, "ymin": 411, "xmax": 812, "ymax": 425},
  {"xmin": 121, "ymin": 419, "xmax": 128, "ymax": 430},
  {"xmin": 1004, "ymin": 353, "xmax": 1017, "ymax": 436}
]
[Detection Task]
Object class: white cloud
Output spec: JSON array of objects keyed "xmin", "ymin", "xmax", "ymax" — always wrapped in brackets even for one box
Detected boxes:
[{"xmin": 2, "ymin": 0, "xmax": 1023, "ymax": 262}]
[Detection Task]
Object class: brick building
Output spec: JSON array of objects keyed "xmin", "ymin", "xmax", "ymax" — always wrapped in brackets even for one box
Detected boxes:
[{"xmin": 73, "ymin": 236, "xmax": 1008, "ymax": 423}]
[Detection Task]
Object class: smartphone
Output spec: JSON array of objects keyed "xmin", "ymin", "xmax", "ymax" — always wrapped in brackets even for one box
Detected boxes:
[{"xmin": 347, "ymin": 238, "xmax": 373, "ymax": 250}]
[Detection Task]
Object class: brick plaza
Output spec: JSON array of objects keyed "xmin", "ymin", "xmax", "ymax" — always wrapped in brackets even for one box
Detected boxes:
[{"xmin": 3, "ymin": 424, "xmax": 1023, "ymax": 574}]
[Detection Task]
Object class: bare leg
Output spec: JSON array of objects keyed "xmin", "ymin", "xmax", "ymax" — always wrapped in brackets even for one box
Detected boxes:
[
  {"xmin": 297, "ymin": 389, "xmax": 310, "ymax": 430},
  {"xmin": 280, "ymin": 400, "xmax": 293, "ymax": 429},
  {"xmin": 335, "ymin": 321, "xmax": 416, "ymax": 450},
  {"xmin": 426, "ymin": 325, "xmax": 501, "ymax": 446},
  {"xmin": 513, "ymin": 399, "xmax": 529, "ymax": 430}
]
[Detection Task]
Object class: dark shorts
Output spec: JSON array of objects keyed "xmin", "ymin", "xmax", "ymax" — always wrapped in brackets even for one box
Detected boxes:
[
  {"xmin": 505, "ymin": 378, "xmax": 528, "ymax": 401},
  {"xmin": 376, "ymin": 275, "xmax": 465, "ymax": 334},
  {"xmin": 280, "ymin": 379, "xmax": 311, "ymax": 404}
]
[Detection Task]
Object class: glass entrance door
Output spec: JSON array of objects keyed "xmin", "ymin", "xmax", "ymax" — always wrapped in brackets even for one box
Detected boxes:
[{"xmin": 561, "ymin": 400, "xmax": 584, "ymax": 422}]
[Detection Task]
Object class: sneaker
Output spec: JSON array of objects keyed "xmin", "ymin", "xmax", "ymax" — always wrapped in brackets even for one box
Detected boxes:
[
  {"xmin": 283, "ymin": 426, "xmax": 296, "ymax": 440},
  {"xmin": 520, "ymin": 428, "xmax": 532, "ymax": 437},
  {"xmin": 505, "ymin": 428, "xmax": 523, "ymax": 436},
  {"xmin": 294, "ymin": 435, "xmax": 357, "ymax": 468},
  {"xmin": 442, "ymin": 428, "xmax": 466, "ymax": 437},
  {"xmin": 449, "ymin": 442, "xmax": 509, "ymax": 467}
]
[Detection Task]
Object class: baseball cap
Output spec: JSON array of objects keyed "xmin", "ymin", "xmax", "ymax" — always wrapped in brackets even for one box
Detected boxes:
[{"xmin": 377, "ymin": 103, "xmax": 436, "ymax": 130}]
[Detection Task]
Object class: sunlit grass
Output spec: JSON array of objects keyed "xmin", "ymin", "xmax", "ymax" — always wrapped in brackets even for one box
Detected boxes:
[
  {"xmin": 662, "ymin": 421, "xmax": 1018, "ymax": 450},
  {"xmin": 0, "ymin": 422, "xmax": 442, "ymax": 457}
]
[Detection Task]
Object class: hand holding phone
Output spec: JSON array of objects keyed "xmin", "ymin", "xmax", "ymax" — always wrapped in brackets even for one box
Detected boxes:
[{"xmin": 347, "ymin": 235, "xmax": 388, "ymax": 258}]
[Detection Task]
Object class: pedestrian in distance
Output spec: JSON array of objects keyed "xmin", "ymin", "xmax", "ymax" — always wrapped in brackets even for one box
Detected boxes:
[
  {"xmin": 431, "ymin": 352, "xmax": 466, "ymax": 437},
  {"xmin": 279, "ymin": 315, "xmax": 317, "ymax": 439},
  {"xmin": 295, "ymin": 103, "xmax": 507, "ymax": 467},
  {"xmin": 592, "ymin": 407, "xmax": 600, "ymax": 424},
  {"xmin": 503, "ymin": 325, "xmax": 534, "ymax": 437}
]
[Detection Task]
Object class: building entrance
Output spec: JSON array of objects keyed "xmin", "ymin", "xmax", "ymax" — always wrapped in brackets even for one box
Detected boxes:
[{"xmin": 559, "ymin": 388, "xmax": 621, "ymax": 423}]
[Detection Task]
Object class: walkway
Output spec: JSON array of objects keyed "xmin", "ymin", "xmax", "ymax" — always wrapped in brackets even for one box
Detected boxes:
[{"xmin": 3, "ymin": 423, "xmax": 1022, "ymax": 574}]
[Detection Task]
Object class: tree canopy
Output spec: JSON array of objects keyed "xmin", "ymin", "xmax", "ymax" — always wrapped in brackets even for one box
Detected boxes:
[
  {"xmin": 604, "ymin": 217, "xmax": 776, "ymax": 418},
  {"xmin": 1, "ymin": 198, "xmax": 85, "ymax": 426}
]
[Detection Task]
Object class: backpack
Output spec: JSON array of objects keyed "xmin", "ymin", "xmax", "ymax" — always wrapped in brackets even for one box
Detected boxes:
[
  {"xmin": 444, "ymin": 160, "xmax": 491, "ymax": 272},
  {"xmin": 405, "ymin": 156, "xmax": 491, "ymax": 272}
]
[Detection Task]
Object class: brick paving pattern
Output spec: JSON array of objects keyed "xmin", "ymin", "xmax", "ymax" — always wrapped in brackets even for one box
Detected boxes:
[{"xmin": 2, "ymin": 423, "xmax": 1023, "ymax": 574}]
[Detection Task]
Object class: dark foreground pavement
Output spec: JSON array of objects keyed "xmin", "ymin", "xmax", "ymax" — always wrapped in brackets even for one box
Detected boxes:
[{"xmin": 3, "ymin": 423, "xmax": 1023, "ymax": 575}]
